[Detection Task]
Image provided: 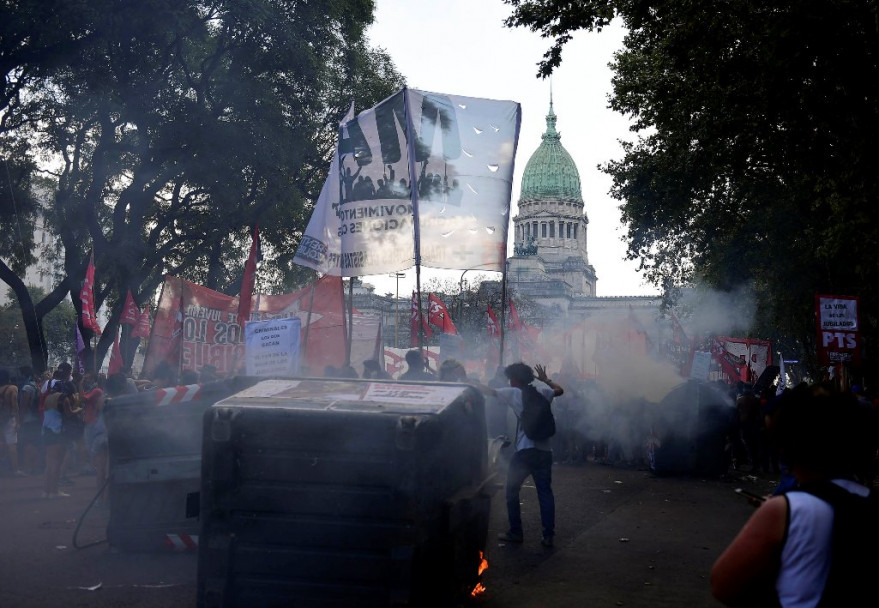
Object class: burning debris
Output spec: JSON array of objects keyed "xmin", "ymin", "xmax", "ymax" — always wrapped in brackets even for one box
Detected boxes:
[{"xmin": 470, "ymin": 551, "xmax": 489, "ymax": 597}]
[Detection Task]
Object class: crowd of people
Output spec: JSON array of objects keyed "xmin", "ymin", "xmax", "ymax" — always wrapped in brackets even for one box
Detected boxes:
[
  {"xmin": 3, "ymin": 352, "xmax": 879, "ymax": 604},
  {"xmin": 0, "ymin": 359, "xmax": 216, "ymax": 504}
]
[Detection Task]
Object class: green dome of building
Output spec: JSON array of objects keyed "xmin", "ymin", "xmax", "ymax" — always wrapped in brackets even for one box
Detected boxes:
[{"xmin": 519, "ymin": 99, "xmax": 583, "ymax": 202}]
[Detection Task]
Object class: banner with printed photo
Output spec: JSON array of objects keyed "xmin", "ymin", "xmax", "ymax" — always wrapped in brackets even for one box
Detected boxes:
[{"xmin": 294, "ymin": 88, "xmax": 521, "ymax": 276}]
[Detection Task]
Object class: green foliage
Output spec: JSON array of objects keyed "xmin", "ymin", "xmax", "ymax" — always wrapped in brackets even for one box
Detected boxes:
[
  {"xmin": 0, "ymin": 0, "xmax": 404, "ymax": 368},
  {"xmin": 0, "ymin": 287, "xmax": 75, "ymax": 367},
  {"xmin": 505, "ymin": 0, "xmax": 879, "ymax": 380}
]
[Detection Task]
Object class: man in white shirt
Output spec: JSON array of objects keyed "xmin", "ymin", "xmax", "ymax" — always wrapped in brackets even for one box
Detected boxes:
[{"xmin": 487, "ymin": 362, "xmax": 563, "ymax": 547}]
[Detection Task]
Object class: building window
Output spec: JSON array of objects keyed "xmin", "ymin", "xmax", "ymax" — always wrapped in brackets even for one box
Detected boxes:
[
  {"xmin": 567, "ymin": 223, "xmax": 572, "ymax": 238},
  {"xmin": 541, "ymin": 222, "xmax": 547, "ymax": 238},
  {"xmin": 533, "ymin": 221, "xmax": 538, "ymax": 238},
  {"xmin": 549, "ymin": 222, "xmax": 555, "ymax": 238},
  {"xmin": 573, "ymin": 224, "xmax": 578, "ymax": 240}
]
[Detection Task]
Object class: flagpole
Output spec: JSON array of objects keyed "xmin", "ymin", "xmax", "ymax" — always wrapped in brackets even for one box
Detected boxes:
[
  {"xmin": 302, "ymin": 279, "xmax": 317, "ymax": 373},
  {"xmin": 499, "ymin": 260, "xmax": 508, "ymax": 366},
  {"xmin": 402, "ymin": 87, "xmax": 425, "ymax": 352},
  {"xmin": 345, "ymin": 277, "xmax": 355, "ymax": 367}
]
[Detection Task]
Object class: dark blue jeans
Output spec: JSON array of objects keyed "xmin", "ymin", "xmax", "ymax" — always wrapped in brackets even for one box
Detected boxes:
[{"xmin": 505, "ymin": 448, "xmax": 554, "ymax": 538}]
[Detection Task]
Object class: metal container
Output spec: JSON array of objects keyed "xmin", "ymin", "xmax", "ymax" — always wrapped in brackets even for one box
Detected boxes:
[
  {"xmin": 103, "ymin": 377, "xmax": 258, "ymax": 551},
  {"xmin": 197, "ymin": 378, "xmax": 491, "ymax": 608}
]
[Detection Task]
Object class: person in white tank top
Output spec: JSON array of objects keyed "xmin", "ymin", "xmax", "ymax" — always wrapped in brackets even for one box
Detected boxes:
[{"xmin": 710, "ymin": 383, "xmax": 876, "ymax": 607}]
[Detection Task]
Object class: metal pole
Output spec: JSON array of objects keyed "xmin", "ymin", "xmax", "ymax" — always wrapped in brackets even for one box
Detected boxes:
[
  {"xmin": 401, "ymin": 87, "xmax": 424, "ymax": 352},
  {"xmin": 302, "ymin": 280, "xmax": 317, "ymax": 372},
  {"xmin": 390, "ymin": 272, "xmax": 404, "ymax": 348},
  {"xmin": 345, "ymin": 277, "xmax": 354, "ymax": 367},
  {"xmin": 499, "ymin": 261, "xmax": 508, "ymax": 366}
]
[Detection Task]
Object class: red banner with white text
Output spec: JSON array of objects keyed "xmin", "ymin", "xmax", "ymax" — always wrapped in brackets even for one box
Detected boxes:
[{"xmin": 142, "ymin": 275, "xmax": 347, "ymax": 378}]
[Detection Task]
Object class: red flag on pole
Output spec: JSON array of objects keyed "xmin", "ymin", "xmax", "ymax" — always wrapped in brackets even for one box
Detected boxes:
[
  {"xmin": 237, "ymin": 225, "xmax": 260, "ymax": 327},
  {"xmin": 131, "ymin": 302, "xmax": 152, "ymax": 339},
  {"xmin": 121, "ymin": 290, "xmax": 140, "ymax": 325},
  {"xmin": 410, "ymin": 292, "xmax": 433, "ymax": 347},
  {"xmin": 486, "ymin": 305, "xmax": 500, "ymax": 338},
  {"xmin": 79, "ymin": 252, "xmax": 101, "ymax": 334},
  {"xmin": 427, "ymin": 293, "xmax": 458, "ymax": 334},
  {"xmin": 507, "ymin": 299, "xmax": 523, "ymax": 332},
  {"xmin": 108, "ymin": 327, "xmax": 123, "ymax": 374}
]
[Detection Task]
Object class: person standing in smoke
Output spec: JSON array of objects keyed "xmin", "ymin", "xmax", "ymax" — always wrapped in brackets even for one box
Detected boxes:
[
  {"xmin": 481, "ymin": 362, "xmax": 563, "ymax": 547},
  {"xmin": 399, "ymin": 350, "xmax": 434, "ymax": 381}
]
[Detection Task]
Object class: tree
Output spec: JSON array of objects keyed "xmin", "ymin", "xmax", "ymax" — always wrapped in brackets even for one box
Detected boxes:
[
  {"xmin": 0, "ymin": 287, "xmax": 75, "ymax": 368},
  {"xmin": 0, "ymin": 0, "xmax": 404, "ymax": 372},
  {"xmin": 504, "ymin": 0, "xmax": 879, "ymax": 380}
]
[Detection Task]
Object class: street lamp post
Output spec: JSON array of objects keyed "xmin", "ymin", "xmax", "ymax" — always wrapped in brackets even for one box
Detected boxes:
[{"xmin": 390, "ymin": 272, "xmax": 405, "ymax": 348}]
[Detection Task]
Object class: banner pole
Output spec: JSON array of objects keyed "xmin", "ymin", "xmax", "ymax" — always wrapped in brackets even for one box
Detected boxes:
[
  {"xmin": 499, "ymin": 261, "xmax": 508, "ymax": 367},
  {"xmin": 402, "ymin": 87, "xmax": 424, "ymax": 352},
  {"xmin": 302, "ymin": 279, "xmax": 317, "ymax": 373},
  {"xmin": 345, "ymin": 277, "xmax": 355, "ymax": 367}
]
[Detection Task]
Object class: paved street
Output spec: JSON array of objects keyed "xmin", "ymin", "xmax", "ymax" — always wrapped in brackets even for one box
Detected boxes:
[{"xmin": 0, "ymin": 459, "xmax": 776, "ymax": 608}]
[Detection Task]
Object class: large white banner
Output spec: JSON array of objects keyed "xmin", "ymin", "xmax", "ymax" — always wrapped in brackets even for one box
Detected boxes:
[{"xmin": 294, "ymin": 88, "xmax": 521, "ymax": 276}]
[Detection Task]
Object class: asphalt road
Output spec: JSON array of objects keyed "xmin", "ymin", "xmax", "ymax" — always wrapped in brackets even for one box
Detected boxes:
[{"xmin": 0, "ymin": 461, "xmax": 776, "ymax": 608}]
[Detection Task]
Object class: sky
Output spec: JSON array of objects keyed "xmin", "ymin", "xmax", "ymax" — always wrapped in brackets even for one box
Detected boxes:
[{"xmin": 362, "ymin": 0, "xmax": 657, "ymax": 298}]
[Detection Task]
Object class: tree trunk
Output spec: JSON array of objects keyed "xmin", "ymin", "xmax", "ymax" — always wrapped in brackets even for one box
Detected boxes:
[{"xmin": 0, "ymin": 260, "xmax": 48, "ymax": 373}]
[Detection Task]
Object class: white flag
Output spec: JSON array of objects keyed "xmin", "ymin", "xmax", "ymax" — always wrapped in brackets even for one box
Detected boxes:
[
  {"xmin": 294, "ymin": 88, "xmax": 521, "ymax": 276},
  {"xmin": 776, "ymin": 352, "xmax": 786, "ymax": 396}
]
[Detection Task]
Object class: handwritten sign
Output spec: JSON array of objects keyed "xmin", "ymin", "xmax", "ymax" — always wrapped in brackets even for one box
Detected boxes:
[{"xmin": 245, "ymin": 317, "xmax": 301, "ymax": 377}]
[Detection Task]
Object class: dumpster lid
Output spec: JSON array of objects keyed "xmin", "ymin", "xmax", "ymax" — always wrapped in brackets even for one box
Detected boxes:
[{"xmin": 215, "ymin": 378, "xmax": 471, "ymax": 414}]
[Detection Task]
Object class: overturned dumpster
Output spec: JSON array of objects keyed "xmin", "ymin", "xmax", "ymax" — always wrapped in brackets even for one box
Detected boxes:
[
  {"xmin": 103, "ymin": 377, "xmax": 259, "ymax": 552},
  {"xmin": 197, "ymin": 378, "xmax": 492, "ymax": 608}
]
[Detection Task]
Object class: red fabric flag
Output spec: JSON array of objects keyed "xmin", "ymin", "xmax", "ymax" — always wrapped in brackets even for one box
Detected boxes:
[
  {"xmin": 507, "ymin": 299, "xmax": 523, "ymax": 332},
  {"xmin": 79, "ymin": 252, "xmax": 101, "ymax": 334},
  {"xmin": 237, "ymin": 225, "xmax": 260, "ymax": 327},
  {"xmin": 410, "ymin": 292, "xmax": 433, "ymax": 347},
  {"xmin": 142, "ymin": 274, "xmax": 347, "ymax": 379},
  {"xmin": 486, "ymin": 305, "xmax": 500, "ymax": 338},
  {"xmin": 131, "ymin": 302, "xmax": 152, "ymax": 339},
  {"xmin": 427, "ymin": 293, "xmax": 458, "ymax": 335},
  {"xmin": 108, "ymin": 327, "xmax": 123, "ymax": 374},
  {"xmin": 121, "ymin": 290, "xmax": 140, "ymax": 325}
]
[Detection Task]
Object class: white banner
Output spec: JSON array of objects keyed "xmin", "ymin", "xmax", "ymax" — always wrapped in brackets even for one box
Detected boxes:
[
  {"xmin": 294, "ymin": 88, "xmax": 521, "ymax": 276},
  {"xmin": 245, "ymin": 317, "xmax": 301, "ymax": 377}
]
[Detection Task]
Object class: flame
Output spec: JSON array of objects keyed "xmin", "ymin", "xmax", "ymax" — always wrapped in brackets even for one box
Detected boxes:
[
  {"xmin": 477, "ymin": 551, "xmax": 489, "ymax": 576},
  {"xmin": 470, "ymin": 551, "xmax": 489, "ymax": 597}
]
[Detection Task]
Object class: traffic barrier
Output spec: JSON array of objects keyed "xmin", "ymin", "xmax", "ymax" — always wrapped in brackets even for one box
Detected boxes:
[{"xmin": 103, "ymin": 376, "xmax": 258, "ymax": 552}]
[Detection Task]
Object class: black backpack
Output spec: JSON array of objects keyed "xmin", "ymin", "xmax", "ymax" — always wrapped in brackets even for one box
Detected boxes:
[
  {"xmin": 519, "ymin": 384, "xmax": 555, "ymax": 441},
  {"xmin": 794, "ymin": 480, "xmax": 879, "ymax": 607}
]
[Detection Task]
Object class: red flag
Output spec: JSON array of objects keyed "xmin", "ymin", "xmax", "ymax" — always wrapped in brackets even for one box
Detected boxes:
[
  {"xmin": 237, "ymin": 225, "xmax": 260, "ymax": 327},
  {"xmin": 486, "ymin": 305, "xmax": 500, "ymax": 338},
  {"xmin": 410, "ymin": 292, "xmax": 433, "ymax": 347},
  {"xmin": 507, "ymin": 299, "xmax": 523, "ymax": 332},
  {"xmin": 427, "ymin": 293, "xmax": 458, "ymax": 335},
  {"xmin": 108, "ymin": 327, "xmax": 123, "ymax": 374},
  {"xmin": 131, "ymin": 302, "xmax": 152, "ymax": 339},
  {"xmin": 121, "ymin": 290, "xmax": 140, "ymax": 325},
  {"xmin": 79, "ymin": 252, "xmax": 101, "ymax": 334}
]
